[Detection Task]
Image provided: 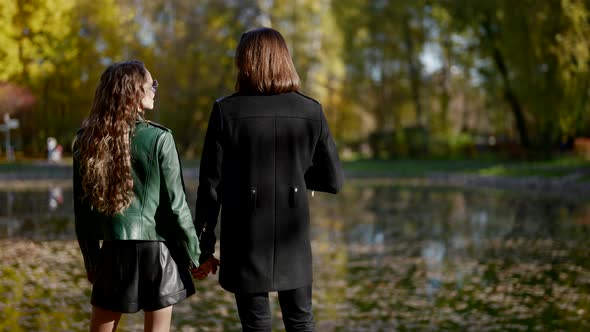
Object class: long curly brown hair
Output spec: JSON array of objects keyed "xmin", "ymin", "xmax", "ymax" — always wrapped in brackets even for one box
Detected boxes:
[{"xmin": 76, "ymin": 60, "xmax": 147, "ymax": 215}]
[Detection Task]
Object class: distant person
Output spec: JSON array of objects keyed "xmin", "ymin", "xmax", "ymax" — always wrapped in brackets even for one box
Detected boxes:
[
  {"xmin": 47, "ymin": 137, "xmax": 62, "ymax": 162},
  {"xmin": 73, "ymin": 60, "xmax": 200, "ymax": 332},
  {"xmin": 193, "ymin": 27, "xmax": 343, "ymax": 331}
]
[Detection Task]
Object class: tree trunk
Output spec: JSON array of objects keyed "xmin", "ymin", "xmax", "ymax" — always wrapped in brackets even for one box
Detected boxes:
[
  {"xmin": 440, "ymin": 34, "xmax": 452, "ymax": 135},
  {"xmin": 482, "ymin": 19, "xmax": 530, "ymax": 148},
  {"xmin": 402, "ymin": 14, "xmax": 423, "ymax": 126}
]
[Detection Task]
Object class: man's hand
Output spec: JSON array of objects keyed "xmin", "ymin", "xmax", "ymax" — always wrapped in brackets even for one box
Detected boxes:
[{"xmin": 191, "ymin": 256, "xmax": 220, "ymax": 280}]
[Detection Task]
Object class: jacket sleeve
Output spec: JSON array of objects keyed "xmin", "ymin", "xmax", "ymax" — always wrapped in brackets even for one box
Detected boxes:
[
  {"xmin": 194, "ymin": 102, "xmax": 223, "ymax": 264},
  {"xmin": 305, "ymin": 106, "xmax": 344, "ymax": 194},
  {"xmin": 73, "ymin": 151, "xmax": 100, "ymax": 276},
  {"xmin": 158, "ymin": 131, "xmax": 201, "ymax": 268}
]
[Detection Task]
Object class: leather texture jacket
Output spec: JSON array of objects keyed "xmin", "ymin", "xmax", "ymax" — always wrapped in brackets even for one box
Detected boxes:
[{"xmin": 74, "ymin": 120, "xmax": 200, "ymax": 275}]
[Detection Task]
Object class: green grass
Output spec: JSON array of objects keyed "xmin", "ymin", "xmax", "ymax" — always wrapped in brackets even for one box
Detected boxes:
[
  {"xmin": 472, "ymin": 158, "xmax": 590, "ymax": 178},
  {"xmin": 343, "ymin": 159, "xmax": 499, "ymax": 177},
  {"xmin": 475, "ymin": 165, "xmax": 572, "ymax": 177},
  {"xmin": 1, "ymin": 157, "xmax": 588, "ymax": 180},
  {"xmin": 0, "ymin": 161, "xmax": 70, "ymax": 171},
  {"xmin": 343, "ymin": 157, "xmax": 590, "ymax": 179}
]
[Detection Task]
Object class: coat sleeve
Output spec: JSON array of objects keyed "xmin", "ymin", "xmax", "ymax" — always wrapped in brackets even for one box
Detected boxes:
[
  {"xmin": 73, "ymin": 151, "xmax": 100, "ymax": 276},
  {"xmin": 194, "ymin": 102, "xmax": 223, "ymax": 264},
  {"xmin": 158, "ymin": 131, "xmax": 201, "ymax": 268},
  {"xmin": 304, "ymin": 106, "xmax": 344, "ymax": 194}
]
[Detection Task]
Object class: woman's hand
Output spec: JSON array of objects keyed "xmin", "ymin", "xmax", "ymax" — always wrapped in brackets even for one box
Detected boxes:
[{"xmin": 191, "ymin": 256, "xmax": 220, "ymax": 280}]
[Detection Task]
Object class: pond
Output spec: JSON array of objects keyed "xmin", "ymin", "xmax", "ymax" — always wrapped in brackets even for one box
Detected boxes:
[{"xmin": 1, "ymin": 180, "xmax": 589, "ymax": 331}]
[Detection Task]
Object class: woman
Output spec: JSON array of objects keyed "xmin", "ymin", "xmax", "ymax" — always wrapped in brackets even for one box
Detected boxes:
[
  {"xmin": 193, "ymin": 28, "xmax": 343, "ymax": 331},
  {"xmin": 74, "ymin": 60, "xmax": 200, "ymax": 332}
]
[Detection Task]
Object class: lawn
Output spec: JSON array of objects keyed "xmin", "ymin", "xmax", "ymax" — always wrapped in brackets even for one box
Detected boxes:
[
  {"xmin": 0, "ymin": 157, "xmax": 588, "ymax": 181},
  {"xmin": 343, "ymin": 157, "xmax": 590, "ymax": 179}
]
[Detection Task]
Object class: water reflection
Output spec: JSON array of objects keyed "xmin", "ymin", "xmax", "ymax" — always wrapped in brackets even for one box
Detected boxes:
[
  {"xmin": 1, "ymin": 182, "xmax": 590, "ymax": 331},
  {"xmin": 311, "ymin": 184, "xmax": 590, "ymax": 331},
  {"xmin": 0, "ymin": 187, "xmax": 72, "ymax": 240},
  {"xmin": 48, "ymin": 187, "xmax": 64, "ymax": 211}
]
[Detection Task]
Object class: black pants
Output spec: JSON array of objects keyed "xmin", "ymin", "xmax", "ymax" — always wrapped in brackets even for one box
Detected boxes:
[{"xmin": 234, "ymin": 285, "xmax": 314, "ymax": 332}]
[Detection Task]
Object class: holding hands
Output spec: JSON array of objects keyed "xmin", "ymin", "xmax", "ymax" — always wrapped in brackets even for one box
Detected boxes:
[{"xmin": 191, "ymin": 256, "xmax": 220, "ymax": 280}]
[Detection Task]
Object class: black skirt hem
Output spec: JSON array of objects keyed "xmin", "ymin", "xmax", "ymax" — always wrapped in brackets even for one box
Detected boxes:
[{"xmin": 91, "ymin": 286, "xmax": 195, "ymax": 313}]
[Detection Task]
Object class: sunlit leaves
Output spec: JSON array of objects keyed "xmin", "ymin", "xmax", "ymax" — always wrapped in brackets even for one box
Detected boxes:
[
  {"xmin": 1, "ymin": 0, "xmax": 589, "ymax": 156},
  {"xmin": 2, "ymin": 183, "xmax": 590, "ymax": 330}
]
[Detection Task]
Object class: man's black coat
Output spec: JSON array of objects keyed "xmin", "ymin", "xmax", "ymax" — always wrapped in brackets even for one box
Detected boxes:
[{"xmin": 195, "ymin": 91, "xmax": 343, "ymax": 293}]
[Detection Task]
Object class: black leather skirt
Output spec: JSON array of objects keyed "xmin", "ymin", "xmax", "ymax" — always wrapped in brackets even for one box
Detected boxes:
[{"xmin": 91, "ymin": 240, "xmax": 195, "ymax": 313}]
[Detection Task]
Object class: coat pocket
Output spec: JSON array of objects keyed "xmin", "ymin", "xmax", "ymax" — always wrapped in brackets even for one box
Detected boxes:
[
  {"xmin": 289, "ymin": 186, "xmax": 299, "ymax": 208},
  {"xmin": 249, "ymin": 186, "xmax": 257, "ymax": 211}
]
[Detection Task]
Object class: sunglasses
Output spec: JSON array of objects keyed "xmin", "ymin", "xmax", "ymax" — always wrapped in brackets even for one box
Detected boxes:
[{"xmin": 151, "ymin": 80, "xmax": 158, "ymax": 93}]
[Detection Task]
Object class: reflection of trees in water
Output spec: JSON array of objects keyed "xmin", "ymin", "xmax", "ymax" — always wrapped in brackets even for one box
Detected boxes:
[
  {"xmin": 0, "ymin": 189, "xmax": 73, "ymax": 239},
  {"xmin": 504, "ymin": 199, "xmax": 560, "ymax": 239},
  {"xmin": 574, "ymin": 206, "xmax": 590, "ymax": 225},
  {"xmin": 1, "ymin": 185, "xmax": 590, "ymax": 330},
  {"xmin": 0, "ymin": 188, "xmax": 71, "ymax": 216},
  {"xmin": 309, "ymin": 184, "xmax": 590, "ymax": 330},
  {"xmin": 48, "ymin": 187, "xmax": 64, "ymax": 211}
]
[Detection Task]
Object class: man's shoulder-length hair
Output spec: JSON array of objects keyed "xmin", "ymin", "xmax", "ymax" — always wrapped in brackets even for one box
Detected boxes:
[{"xmin": 235, "ymin": 27, "xmax": 300, "ymax": 94}]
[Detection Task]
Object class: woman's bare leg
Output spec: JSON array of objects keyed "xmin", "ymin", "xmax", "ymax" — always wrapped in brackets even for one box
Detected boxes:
[
  {"xmin": 144, "ymin": 305, "xmax": 173, "ymax": 332},
  {"xmin": 90, "ymin": 305, "xmax": 122, "ymax": 332}
]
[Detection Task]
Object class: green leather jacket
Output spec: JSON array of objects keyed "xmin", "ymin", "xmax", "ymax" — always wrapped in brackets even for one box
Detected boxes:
[{"xmin": 73, "ymin": 120, "xmax": 200, "ymax": 275}]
